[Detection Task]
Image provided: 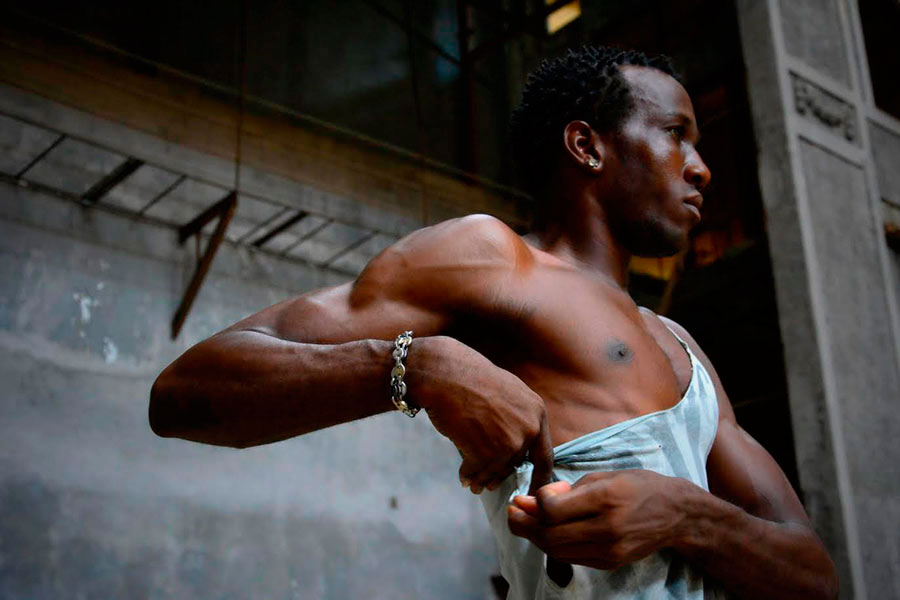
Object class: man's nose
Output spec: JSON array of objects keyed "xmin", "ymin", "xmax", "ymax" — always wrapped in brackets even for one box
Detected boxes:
[{"xmin": 684, "ymin": 150, "xmax": 711, "ymax": 191}]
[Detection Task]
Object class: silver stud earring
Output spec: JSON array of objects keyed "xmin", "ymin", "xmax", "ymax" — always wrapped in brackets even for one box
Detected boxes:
[{"xmin": 586, "ymin": 156, "xmax": 600, "ymax": 169}]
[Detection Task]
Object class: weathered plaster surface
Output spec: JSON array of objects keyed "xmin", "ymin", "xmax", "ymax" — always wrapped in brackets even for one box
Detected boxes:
[
  {"xmin": 799, "ymin": 140, "xmax": 900, "ymax": 598},
  {"xmin": 0, "ymin": 182, "xmax": 499, "ymax": 599}
]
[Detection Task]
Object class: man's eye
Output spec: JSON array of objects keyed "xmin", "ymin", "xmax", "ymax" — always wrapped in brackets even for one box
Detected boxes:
[{"xmin": 667, "ymin": 126, "xmax": 685, "ymax": 140}]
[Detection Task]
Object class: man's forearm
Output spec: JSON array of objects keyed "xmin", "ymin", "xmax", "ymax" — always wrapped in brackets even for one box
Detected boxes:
[
  {"xmin": 150, "ymin": 327, "xmax": 553, "ymax": 494},
  {"xmin": 673, "ymin": 479, "xmax": 838, "ymax": 600},
  {"xmin": 150, "ymin": 330, "xmax": 435, "ymax": 447}
]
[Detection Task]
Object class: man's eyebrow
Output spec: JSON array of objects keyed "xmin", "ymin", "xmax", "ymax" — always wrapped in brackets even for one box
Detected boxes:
[{"xmin": 662, "ymin": 111, "xmax": 694, "ymax": 125}]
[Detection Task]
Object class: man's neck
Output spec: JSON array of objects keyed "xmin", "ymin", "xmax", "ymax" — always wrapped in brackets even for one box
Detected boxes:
[{"xmin": 528, "ymin": 216, "xmax": 632, "ymax": 287}]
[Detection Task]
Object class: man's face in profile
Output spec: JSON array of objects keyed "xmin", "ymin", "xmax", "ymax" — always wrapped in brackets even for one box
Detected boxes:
[{"xmin": 600, "ymin": 66, "xmax": 711, "ymax": 257}]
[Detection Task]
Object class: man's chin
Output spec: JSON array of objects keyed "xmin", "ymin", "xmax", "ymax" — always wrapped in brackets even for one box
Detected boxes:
[
  {"xmin": 631, "ymin": 235, "xmax": 687, "ymax": 258},
  {"xmin": 620, "ymin": 219, "xmax": 691, "ymax": 258}
]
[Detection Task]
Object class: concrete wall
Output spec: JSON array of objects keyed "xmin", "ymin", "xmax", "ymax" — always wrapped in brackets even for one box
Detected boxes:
[
  {"xmin": 0, "ymin": 22, "xmax": 531, "ymax": 596},
  {"xmin": 738, "ymin": 0, "xmax": 900, "ymax": 597},
  {"xmin": 0, "ymin": 142, "xmax": 499, "ymax": 599}
]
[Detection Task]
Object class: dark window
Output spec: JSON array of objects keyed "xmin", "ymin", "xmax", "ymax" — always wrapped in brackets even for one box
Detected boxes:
[{"xmin": 858, "ymin": 0, "xmax": 900, "ymax": 120}]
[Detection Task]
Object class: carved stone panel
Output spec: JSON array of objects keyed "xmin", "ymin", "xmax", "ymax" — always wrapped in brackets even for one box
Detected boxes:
[
  {"xmin": 869, "ymin": 120, "xmax": 900, "ymax": 210},
  {"xmin": 791, "ymin": 73, "xmax": 859, "ymax": 144},
  {"xmin": 800, "ymin": 140, "xmax": 900, "ymax": 597},
  {"xmin": 779, "ymin": 0, "xmax": 851, "ymax": 86}
]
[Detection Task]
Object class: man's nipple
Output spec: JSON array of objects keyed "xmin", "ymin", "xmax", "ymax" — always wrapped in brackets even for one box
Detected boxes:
[{"xmin": 607, "ymin": 339, "xmax": 634, "ymax": 363}]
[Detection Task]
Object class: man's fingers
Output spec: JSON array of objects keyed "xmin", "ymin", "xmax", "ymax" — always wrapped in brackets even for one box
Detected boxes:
[
  {"xmin": 507, "ymin": 504, "xmax": 541, "ymax": 539},
  {"xmin": 509, "ymin": 514, "xmax": 610, "ymax": 551},
  {"xmin": 459, "ymin": 461, "xmax": 475, "ymax": 489},
  {"xmin": 473, "ymin": 453, "xmax": 524, "ymax": 492},
  {"xmin": 458, "ymin": 454, "xmax": 496, "ymax": 488},
  {"xmin": 548, "ymin": 541, "xmax": 608, "ymax": 562},
  {"xmin": 508, "ymin": 506, "xmax": 602, "ymax": 556},
  {"xmin": 527, "ymin": 414, "xmax": 555, "ymax": 496},
  {"xmin": 510, "ymin": 499, "xmax": 575, "ymax": 586},
  {"xmin": 535, "ymin": 481, "xmax": 572, "ymax": 500},
  {"xmin": 537, "ymin": 478, "xmax": 608, "ymax": 524},
  {"xmin": 512, "ymin": 494, "xmax": 540, "ymax": 516},
  {"xmin": 460, "ymin": 443, "xmax": 531, "ymax": 493}
]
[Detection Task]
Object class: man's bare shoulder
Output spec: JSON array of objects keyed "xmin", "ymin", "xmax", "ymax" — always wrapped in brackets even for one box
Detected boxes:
[
  {"xmin": 654, "ymin": 313, "xmax": 689, "ymax": 340},
  {"xmin": 351, "ymin": 214, "xmax": 533, "ymax": 306},
  {"xmin": 655, "ymin": 314, "xmax": 706, "ymax": 360},
  {"xmin": 387, "ymin": 213, "xmax": 530, "ymax": 269},
  {"xmin": 650, "ymin": 312, "xmax": 707, "ymax": 360}
]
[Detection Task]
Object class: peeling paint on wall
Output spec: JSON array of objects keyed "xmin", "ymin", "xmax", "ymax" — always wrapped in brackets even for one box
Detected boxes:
[
  {"xmin": 102, "ymin": 337, "xmax": 118, "ymax": 363},
  {"xmin": 72, "ymin": 292, "xmax": 98, "ymax": 324}
]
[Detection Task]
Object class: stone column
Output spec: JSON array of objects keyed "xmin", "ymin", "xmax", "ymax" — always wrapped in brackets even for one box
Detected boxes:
[{"xmin": 737, "ymin": 1, "xmax": 900, "ymax": 598}]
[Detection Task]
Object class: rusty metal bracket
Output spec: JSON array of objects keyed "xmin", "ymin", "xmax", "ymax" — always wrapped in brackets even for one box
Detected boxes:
[
  {"xmin": 252, "ymin": 210, "xmax": 308, "ymax": 248},
  {"xmin": 82, "ymin": 157, "xmax": 144, "ymax": 204},
  {"xmin": 171, "ymin": 191, "xmax": 238, "ymax": 339}
]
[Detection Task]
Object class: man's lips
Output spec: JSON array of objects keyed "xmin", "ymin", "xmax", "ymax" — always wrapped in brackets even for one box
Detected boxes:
[{"xmin": 684, "ymin": 194, "xmax": 703, "ymax": 220}]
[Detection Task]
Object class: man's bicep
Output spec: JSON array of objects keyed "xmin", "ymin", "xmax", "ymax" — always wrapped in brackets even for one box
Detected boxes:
[
  {"xmin": 222, "ymin": 279, "xmax": 446, "ymax": 346},
  {"xmin": 660, "ymin": 317, "xmax": 810, "ymax": 525},
  {"xmin": 685, "ymin": 340, "xmax": 809, "ymax": 525},
  {"xmin": 221, "ymin": 215, "xmax": 522, "ymax": 344},
  {"xmin": 706, "ymin": 420, "xmax": 810, "ymax": 525}
]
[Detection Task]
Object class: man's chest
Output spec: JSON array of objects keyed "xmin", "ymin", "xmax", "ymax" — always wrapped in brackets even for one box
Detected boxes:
[{"xmin": 449, "ymin": 268, "xmax": 695, "ymax": 444}]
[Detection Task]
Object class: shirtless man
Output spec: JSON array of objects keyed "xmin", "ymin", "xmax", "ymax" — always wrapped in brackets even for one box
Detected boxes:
[{"xmin": 149, "ymin": 47, "xmax": 837, "ymax": 598}]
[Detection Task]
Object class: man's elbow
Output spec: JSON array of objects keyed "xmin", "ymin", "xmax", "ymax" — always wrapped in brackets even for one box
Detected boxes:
[
  {"xmin": 148, "ymin": 369, "xmax": 249, "ymax": 448},
  {"xmin": 805, "ymin": 546, "xmax": 839, "ymax": 600},
  {"xmin": 820, "ymin": 565, "xmax": 840, "ymax": 600},
  {"xmin": 148, "ymin": 372, "xmax": 180, "ymax": 439}
]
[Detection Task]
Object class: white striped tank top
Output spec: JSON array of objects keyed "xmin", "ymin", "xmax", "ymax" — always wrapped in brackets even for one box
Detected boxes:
[{"xmin": 481, "ymin": 328, "xmax": 728, "ymax": 599}]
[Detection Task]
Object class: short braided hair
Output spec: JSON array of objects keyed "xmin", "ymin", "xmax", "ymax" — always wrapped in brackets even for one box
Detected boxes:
[{"xmin": 509, "ymin": 46, "xmax": 679, "ymax": 194}]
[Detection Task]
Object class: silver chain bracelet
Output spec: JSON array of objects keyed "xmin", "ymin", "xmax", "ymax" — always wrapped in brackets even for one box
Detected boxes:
[{"xmin": 390, "ymin": 330, "xmax": 419, "ymax": 417}]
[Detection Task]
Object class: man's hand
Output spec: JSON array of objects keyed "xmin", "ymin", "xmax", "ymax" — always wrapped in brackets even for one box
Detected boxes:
[
  {"xmin": 412, "ymin": 336, "xmax": 555, "ymax": 495},
  {"xmin": 506, "ymin": 470, "xmax": 685, "ymax": 569}
]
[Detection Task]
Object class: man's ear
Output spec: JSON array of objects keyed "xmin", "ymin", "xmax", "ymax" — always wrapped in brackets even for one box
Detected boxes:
[{"xmin": 563, "ymin": 120, "xmax": 604, "ymax": 174}]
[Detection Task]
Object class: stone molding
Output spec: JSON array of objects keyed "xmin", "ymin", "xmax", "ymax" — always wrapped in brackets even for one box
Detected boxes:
[{"xmin": 791, "ymin": 72, "xmax": 859, "ymax": 145}]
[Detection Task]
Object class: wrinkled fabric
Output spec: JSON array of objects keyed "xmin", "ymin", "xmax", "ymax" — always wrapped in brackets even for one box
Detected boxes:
[{"xmin": 481, "ymin": 329, "xmax": 728, "ymax": 599}]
